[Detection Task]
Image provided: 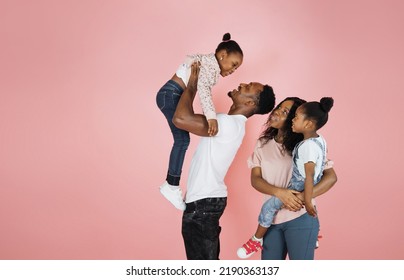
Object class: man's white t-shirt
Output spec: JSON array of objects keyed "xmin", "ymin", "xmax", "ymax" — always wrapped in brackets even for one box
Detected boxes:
[{"xmin": 185, "ymin": 113, "xmax": 247, "ymax": 203}]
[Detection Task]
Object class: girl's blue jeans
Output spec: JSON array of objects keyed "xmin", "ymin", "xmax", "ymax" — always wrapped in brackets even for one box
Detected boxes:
[{"xmin": 156, "ymin": 80, "xmax": 190, "ymax": 186}]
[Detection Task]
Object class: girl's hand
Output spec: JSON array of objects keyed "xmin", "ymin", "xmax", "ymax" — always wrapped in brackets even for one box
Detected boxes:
[
  {"xmin": 305, "ymin": 202, "xmax": 317, "ymax": 217},
  {"xmin": 207, "ymin": 119, "xmax": 218, "ymax": 136},
  {"xmin": 278, "ymin": 189, "xmax": 303, "ymax": 211}
]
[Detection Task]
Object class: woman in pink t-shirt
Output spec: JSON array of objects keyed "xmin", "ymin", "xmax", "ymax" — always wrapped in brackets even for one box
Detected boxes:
[{"xmin": 239, "ymin": 97, "xmax": 337, "ymax": 260}]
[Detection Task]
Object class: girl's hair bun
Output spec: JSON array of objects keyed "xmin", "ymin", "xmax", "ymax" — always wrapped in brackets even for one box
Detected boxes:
[
  {"xmin": 222, "ymin": 33, "xmax": 231, "ymax": 41},
  {"xmin": 320, "ymin": 97, "xmax": 334, "ymax": 113}
]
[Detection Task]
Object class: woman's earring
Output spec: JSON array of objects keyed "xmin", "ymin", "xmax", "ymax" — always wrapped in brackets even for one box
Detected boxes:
[{"xmin": 220, "ymin": 57, "xmax": 223, "ymax": 60}]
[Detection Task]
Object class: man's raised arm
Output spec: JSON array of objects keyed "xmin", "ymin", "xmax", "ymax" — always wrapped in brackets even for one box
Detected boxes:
[{"xmin": 173, "ymin": 62, "xmax": 210, "ymax": 137}]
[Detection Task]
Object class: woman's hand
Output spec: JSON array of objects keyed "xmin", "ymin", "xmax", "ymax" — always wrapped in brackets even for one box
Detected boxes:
[
  {"xmin": 277, "ymin": 188, "xmax": 303, "ymax": 212},
  {"xmin": 294, "ymin": 191, "xmax": 304, "ymax": 202},
  {"xmin": 251, "ymin": 167, "xmax": 303, "ymax": 211}
]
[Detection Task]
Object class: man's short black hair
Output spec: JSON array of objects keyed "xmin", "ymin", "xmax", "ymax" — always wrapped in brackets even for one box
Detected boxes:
[{"xmin": 256, "ymin": 85, "xmax": 276, "ymax": 114}]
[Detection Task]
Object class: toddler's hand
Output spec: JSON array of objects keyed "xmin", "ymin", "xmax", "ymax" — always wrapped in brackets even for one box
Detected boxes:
[{"xmin": 207, "ymin": 119, "xmax": 218, "ymax": 136}]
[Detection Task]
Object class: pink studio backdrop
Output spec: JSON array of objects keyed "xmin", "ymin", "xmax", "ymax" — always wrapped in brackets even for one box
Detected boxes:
[{"xmin": 1, "ymin": 0, "xmax": 403, "ymax": 260}]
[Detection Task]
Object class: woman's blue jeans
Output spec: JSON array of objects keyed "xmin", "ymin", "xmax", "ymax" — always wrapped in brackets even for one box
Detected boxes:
[
  {"xmin": 261, "ymin": 213, "xmax": 319, "ymax": 260},
  {"xmin": 156, "ymin": 80, "xmax": 190, "ymax": 186}
]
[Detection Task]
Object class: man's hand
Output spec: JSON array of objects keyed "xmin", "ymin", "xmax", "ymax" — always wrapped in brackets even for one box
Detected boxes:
[
  {"xmin": 207, "ymin": 119, "xmax": 218, "ymax": 136},
  {"xmin": 187, "ymin": 61, "xmax": 200, "ymax": 93}
]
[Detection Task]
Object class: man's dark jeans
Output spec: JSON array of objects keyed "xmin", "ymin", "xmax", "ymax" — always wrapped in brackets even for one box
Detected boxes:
[{"xmin": 181, "ymin": 197, "xmax": 227, "ymax": 260}]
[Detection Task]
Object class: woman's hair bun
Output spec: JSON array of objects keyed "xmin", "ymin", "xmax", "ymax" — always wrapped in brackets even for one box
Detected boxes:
[
  {"xmin": 320, "ymin": 97, "xmax": 334, "ymax": 113},
  {"xmin": 222, "ymin": 33, "xmax": 231, "ymax": 41}
]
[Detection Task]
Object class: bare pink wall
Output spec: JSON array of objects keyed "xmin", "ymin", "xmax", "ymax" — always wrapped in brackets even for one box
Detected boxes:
[{"xmin": 1, "ymin": 0, "xmax": 403, "ymax": 260}]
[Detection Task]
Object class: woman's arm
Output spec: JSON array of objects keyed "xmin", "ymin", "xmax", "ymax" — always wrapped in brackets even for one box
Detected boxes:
[
  {"xmin": 251, "ymin": 167, "xmax": 303, "ymax": 211},
  {"xmin": 295, "ymin": 167, "xmax": 337, "ymax": 201},
  {"xmin": 312, "ymin": 167, "xmax": 337, "ymax": 198}
]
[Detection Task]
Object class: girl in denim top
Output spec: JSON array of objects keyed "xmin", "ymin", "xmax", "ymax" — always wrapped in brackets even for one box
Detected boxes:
[
  {"xmin": 156, "ymin": 33, "xmax": 243, "ymax": 210},
  {"xmin": 238, "ymin": 97, "xmax": 334, "ymax": 258}
]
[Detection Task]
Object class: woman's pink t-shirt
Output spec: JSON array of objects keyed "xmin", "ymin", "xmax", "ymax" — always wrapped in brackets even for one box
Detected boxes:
[{"xmin": 247, "ymin": 139, "xmax": 312, "ymax": 224}]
